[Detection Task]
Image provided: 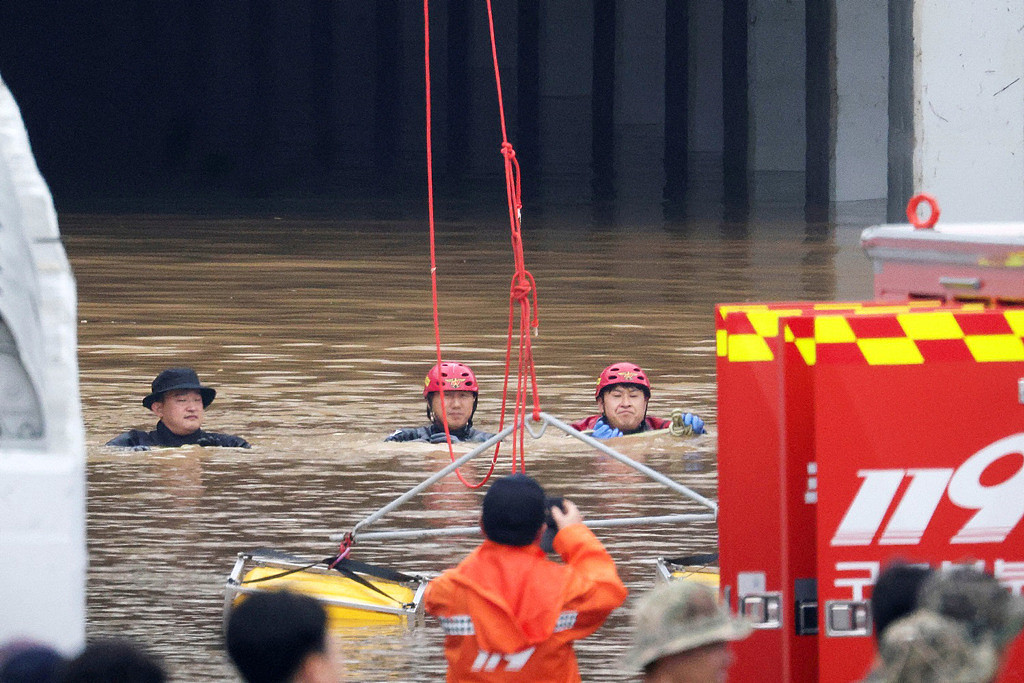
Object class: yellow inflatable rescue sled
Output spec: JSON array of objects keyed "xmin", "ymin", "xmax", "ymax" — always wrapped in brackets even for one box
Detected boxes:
[
  {"xmin": 225, "ymin": 549, "xmax": 429, "ymax": 627},
  {"xmin": 656, "ymin": 553, "xmax": 721, "ymax": 589}
]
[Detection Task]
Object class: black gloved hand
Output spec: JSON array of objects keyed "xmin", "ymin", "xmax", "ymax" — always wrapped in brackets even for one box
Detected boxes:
[{"xmin": 428, "ymin": 431, "xmax": 456, "ymax": 444}]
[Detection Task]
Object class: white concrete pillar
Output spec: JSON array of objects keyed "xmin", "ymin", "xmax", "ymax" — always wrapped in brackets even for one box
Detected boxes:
[
  {"xmin": 834, "ymin": 1, "xmax": 888, "ymax": 202},
  {"xmin": 537, "ymin": 1, "xmax": 593, "ymax": 200},
  {"xmin": 907, "ymin": 3, "xmax": 1024, "ymax": 222},
  {"xmin": 612, "ymin": 1, "xmax": 665, "ymax": 203},
  {"xmin": 0, "ymin": 74, "xmax": 86, "ymax": 654},
  {"xmin": 748, "ymin": 0, "xmax": 806, "ymax": 176}
]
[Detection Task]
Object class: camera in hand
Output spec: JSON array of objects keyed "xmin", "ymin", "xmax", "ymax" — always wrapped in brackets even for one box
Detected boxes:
[{"xmin": 540, "ymin": 497, "xmax": 565, "ymax": 553}]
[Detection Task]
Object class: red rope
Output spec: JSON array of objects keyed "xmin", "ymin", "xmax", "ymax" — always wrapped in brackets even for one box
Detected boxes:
[
  {"xmin": 422, "ymin": 0, "xmax": 540, "ymax": 485},
  {"xmin": 485, "ymin": 0, "xmax": 541, "ymax": 473},
  {"xmin": 423, "ymin": 0, "xmax": 499, "ymax": 489}
]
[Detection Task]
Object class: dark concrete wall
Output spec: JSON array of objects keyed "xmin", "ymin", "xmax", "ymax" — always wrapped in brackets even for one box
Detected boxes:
[{"xmin": 0, "ymin": 1, "xmax": 830, "ymax": 210}]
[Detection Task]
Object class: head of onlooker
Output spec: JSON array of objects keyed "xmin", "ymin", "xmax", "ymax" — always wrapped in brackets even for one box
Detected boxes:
[
  {"xmin": 226, "ymin": 590, "xmax": 337, "ymax": 683},
  {"xmin": 871, "ymin": 560, "xmax": 934, "ymax": 642},
  {"xmin": 620, "ymin": 579, "xmax": 752, "ymax": 682},
  {"xmin": 57, "ymin": 639, "xmax": 165, "ymax": 683},
  {"xmin": 864, "ymin": 564, "xmax": 1024, "ymax": 683},
  {"xmin": 423, "ymin": 361, "xmax": 480, "ymax": 432},
  {"xmin": 869, "ymin": 609, "xmax": 1000, "ymax": 683},
  {"xmin": 917, "ymin": 564, "xmax": 1024, "ymax": 652},
  {"xmin": 0, "ymin": 639, "xmax": 64, "ymax": 683},
  {"xmin": 480, "ymin": 473, "xmax": 548, "ymax": 547}
]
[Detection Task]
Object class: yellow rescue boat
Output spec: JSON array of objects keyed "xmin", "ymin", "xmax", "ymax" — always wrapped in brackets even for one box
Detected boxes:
[
  {"xmin": 224, "ymin": 549, "xmax": 429, "ymax": 628},
  {"xmin": 655, "ymin": 554, "xmax": 721, "ymax": 589}
]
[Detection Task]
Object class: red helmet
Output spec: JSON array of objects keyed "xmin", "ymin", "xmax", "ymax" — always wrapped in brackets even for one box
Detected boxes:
[
  {"xmin": 423, "ymin": 361, "xmax": 479, "ymax": 397},
  {"xmin": 595, "ymin": 362, "xmax": 651, "ymax": 398}
]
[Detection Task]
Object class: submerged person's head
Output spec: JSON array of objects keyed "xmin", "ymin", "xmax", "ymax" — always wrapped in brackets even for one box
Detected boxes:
[
  {"xmin": 423, "ymin": 361, "xmax": 479, "ymax": 432},
  {"xmin": 144, "ymin": 367, "xmax": 216, "ymax": 435},
  {"xmin": 594, "ymin": 362, "xmax": 651, "ymax": 432},
  {"xmin": 226, "ymin": 590, "xmax": 337, "ymax": 683},
  {"xmin": 480, "ymin": 474, "xmax": 547, "ymax": 547}
]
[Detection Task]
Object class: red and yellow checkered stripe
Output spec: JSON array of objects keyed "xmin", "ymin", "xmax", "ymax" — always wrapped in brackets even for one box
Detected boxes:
[
  {"xmin": 715, "ymin": 302, "xmax": 1022, "ymax": 365},
  {"xmin": 792, "ymin": 309, "xmax": 1024, "ymax": 366}
]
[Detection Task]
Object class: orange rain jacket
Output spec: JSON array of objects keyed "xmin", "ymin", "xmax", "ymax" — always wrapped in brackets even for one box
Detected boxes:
[{"xmin": 424, "ymin": 523, "xmax": 628, "ymax": 682}]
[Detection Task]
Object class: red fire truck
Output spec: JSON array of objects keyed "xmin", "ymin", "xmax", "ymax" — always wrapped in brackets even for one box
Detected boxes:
[{"xmin": 716, "ymin": 201, "xmax": 1024, "ymax": 681}]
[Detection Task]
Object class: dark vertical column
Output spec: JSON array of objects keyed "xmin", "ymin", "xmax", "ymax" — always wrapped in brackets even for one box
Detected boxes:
[
  {"xmin": 517, "ymin": 0, "xmax": 540, "ymax": 184},
  {"xmin": 592, "ymin": 0, "xmax": 615, "ymax": 198},
  {"xmin": 721, "ymin": 0, "xmax": 748, "ymax": 205},
  {"xmin": 247, "ymin": 0, "xmax": 275, "ymax": 193},
  {"xmin": 334, "ymin": 4, "xmax": 376, "ymax": 183},
  {"xmin": 805, "ymin": 0, "xmax": 833, "ymax": 212},
  {"xmin": 537, "ymin": 2, "xmax": 594, "ymax": 200},
  {"xmin": 244, "ymin": 2, "xmax": 321, "ymax": 190},
  {"xmin": 310, "ymin": 1, "xmax": 336, "ymax": 180},
  {"xmin": 374, "ymin": 0, "xmax": 403, "ymax": 182},
  {"xmin": 887, "ymin": 0, "xmax": 913, "ymax": 222},
  {"xmin": 445, "ymin": 0, "xmax": 470, "ymax": 184},
  {"xmin": 664, "ymin": 2, "xmax": 689, "ymax": 200},
  {"xmin": 166, "ymin": 4, "xmax": 206, "ymax": 187}
]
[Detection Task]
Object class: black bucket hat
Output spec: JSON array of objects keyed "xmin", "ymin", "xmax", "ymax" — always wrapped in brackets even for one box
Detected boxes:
[{"xmin": 142, "ymin": 367, "xmax": 216, "ymax": 409}]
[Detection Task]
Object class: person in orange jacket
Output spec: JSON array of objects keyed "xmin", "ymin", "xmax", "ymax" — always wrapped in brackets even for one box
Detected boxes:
[{"xmin": 424, "ymin": 474, "xmax": 628, "ymax": 682}]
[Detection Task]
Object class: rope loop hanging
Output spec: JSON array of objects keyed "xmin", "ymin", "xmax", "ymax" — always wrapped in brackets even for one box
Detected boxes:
[{"xmin": 422, "ymin": 0, "xmax": 541, "ymax": 485}]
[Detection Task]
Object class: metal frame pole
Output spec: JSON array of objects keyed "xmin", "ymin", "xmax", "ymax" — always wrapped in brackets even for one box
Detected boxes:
[
  {"xmin": 331, "ymin": 425, "xmax": 516, "ymax": 541},
  {"xmin": 330, "ymin": 412, "xmax": 719, "ymax": 544},
  {"xmin": 534, "ymin": 411, "xmax": 718, "ymax": 513},
  {"xmin": 352, "ymin": 513, "xmax": 717, "ymax": 542}
]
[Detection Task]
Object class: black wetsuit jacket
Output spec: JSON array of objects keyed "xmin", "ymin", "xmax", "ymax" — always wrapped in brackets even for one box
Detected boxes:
[
  {"xmin": 385, "ymin": 421, "xmax": 494, "ymax": 444},
  {"xmin": 106, "ymin": 421, "xmax": 250, "ymax": 450}
]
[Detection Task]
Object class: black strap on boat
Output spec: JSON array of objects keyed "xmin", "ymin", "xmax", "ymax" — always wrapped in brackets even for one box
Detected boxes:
[
  {"xmin": 235, "ymin": 548, "xmax": 418, "ymax": 609},
  {"xmin": 330, "ymin": 557, "xmax": 419, "ymax": 584},
  {"xmin": 238, "ymin": 560, "xmax": 324, "ymax": 585},
  {"xmin": 665, "ymin": 552, "xmax": 719, "ymax": 567},
  {"xmin": 327, "ymin": 557, "xmax": 415, "ymax": 609}
]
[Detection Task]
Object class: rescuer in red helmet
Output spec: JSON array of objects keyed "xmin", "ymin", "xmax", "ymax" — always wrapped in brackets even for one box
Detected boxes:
[
  {"xmin": 385, "ymin": 361, "xmax": 496, "ymax": 443},
  {"xmin": 570, "ymin": 362, "xmax": 706, "ymax": 438}
]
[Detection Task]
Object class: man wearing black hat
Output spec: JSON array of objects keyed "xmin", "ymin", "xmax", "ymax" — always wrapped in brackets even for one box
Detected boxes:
[
  {"xmin": 424, "ymin": 474, "xmax": 627, "ymax": 682},
  {"xmin": 106, "ymin": 367, "xmax": 250, "ymax": 449}
]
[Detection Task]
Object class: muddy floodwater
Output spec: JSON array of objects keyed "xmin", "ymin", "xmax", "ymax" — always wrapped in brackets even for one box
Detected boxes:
[{"xmin": 66, "ymin": 195, "xmax": 877, "ymax": 681}]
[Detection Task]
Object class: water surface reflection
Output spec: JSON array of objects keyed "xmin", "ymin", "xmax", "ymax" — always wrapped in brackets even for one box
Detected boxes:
[{"xmin": 67, "ymin": 201, "xmax": 874, "ymax": 680}]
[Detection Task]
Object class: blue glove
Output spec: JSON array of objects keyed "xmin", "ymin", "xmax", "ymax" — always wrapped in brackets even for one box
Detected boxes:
[
  {"xmin": 591, "ymin": 421, "xmax": 623, "ymax": 439},
  {"xmin": 681, "ymin": 412, "xmax": 705, "ymax": 435}
]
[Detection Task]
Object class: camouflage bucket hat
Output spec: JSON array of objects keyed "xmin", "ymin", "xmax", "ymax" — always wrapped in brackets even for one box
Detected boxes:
[
  {"xmin": 619, "ymin": 579, "xmax": 752, "ymax": 673},
  {"xmin": 871, "ymin": 610, "xmax": 999, "ymax": 683},
  {"xmin": 917, "ymin": 565, "xmax": 1024, "ymax": 650}
]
